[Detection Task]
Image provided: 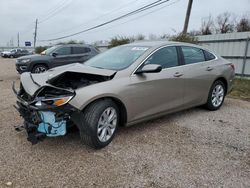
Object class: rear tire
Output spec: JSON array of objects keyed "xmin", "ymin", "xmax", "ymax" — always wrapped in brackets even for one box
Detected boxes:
[
  {"xmin": 31, "ymin": 64, "xmax": 48, "ymax": 74},
  {"xmin": 80, "ymin": 99, "xmax": 119, "ymax": 149},
  {"xmin": 205, "ymin": 80, "xmax": 226, "ymax": 111}
]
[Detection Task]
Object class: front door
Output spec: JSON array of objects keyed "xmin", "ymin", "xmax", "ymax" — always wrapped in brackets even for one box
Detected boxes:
[
  {"xmin": 51, "ymin": 46, "xmax": 73, "ymax": 67},
  {"xmin": 128, "ymin": 46, "xmax": 184, "ymax": 122}
]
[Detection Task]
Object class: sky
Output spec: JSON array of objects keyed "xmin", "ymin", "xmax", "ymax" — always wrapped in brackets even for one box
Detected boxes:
[{"xmin": 0, "ymin": 0, "xmax": 250, "ymax": 47}]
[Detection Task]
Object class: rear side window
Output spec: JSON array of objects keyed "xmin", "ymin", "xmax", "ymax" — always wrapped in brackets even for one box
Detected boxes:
[
  {"xmin": 144, "ymin": 46, "xmax": 178, "ymax": 69},
  {"xmin": 181, "ymin": 46, "xmax": 205, "ymax": 65},
  {"xmin": 72, "ymin": 47, "xmax": 91, "ymax": 54},
  {"xmin": 204, "ymin": 50, "xmax": 216, "ymax": 61}
]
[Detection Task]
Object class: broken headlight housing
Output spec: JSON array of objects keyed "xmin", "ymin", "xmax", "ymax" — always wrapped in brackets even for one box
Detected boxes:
[
  {"xmin": 34, "ymin": 96, "xmax": 74, "ymax": 107},
  {"xmin": 32, "ymin": 86, "xmax": 75, "ymax": 108}
]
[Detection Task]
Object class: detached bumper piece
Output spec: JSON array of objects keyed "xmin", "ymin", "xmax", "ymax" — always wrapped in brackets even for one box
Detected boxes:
[{"xmin": 15, "ymin": 101, "xmax": 69, "ymax": 145}]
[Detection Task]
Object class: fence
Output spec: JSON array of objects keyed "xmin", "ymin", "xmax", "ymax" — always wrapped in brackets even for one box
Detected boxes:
[{"xmin": 197, "ymin": 32, "xmax": 250, "ymax": 77}]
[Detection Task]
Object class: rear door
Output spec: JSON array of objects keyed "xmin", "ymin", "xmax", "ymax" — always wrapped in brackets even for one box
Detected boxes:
[
  {"xmin": 129, "ymin": 46, "xmax": 185, "ymax": 122},
  {"xmin": 72, "ymin": 47, "xmax": 92, "ymax": 63},
  {"xmin": 179, "ymin": 46, "xmax": 217, "ymax": 107}
]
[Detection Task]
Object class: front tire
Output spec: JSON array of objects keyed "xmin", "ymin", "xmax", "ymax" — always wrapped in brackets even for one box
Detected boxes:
[
  {"xmin": 80, "ymin": 99, "xmax": 119, "ymax": 149},
  {"xmin": 205, "ymin": 80, "xmax": 226, "ymax": 111},
  {"xmin": 31, "ymin": 64, "xmax": 48, "ymax": 74}
]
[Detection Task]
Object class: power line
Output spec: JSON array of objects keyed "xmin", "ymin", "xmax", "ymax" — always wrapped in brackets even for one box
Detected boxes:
[
  {"xmin": 82, "ymin": 0, "xmax": 181, "ymax": 36},
  {"xmin": 40, "ymin": 0, "xmax": 69, "ymax": 17},
  {"xmin": 18, "ymin": 0, "xmax": 71, "ymax": 36},
  {"xmin": 39, "ymin": 0, "xmax": 72, "ymax": 24},
  {"xmin": 40, "ymin": 0, "xmax": 140, "ymax": 37},
  {"xmin": 39, "ymin": 0, "xmax": 171, "ymax": 41}
]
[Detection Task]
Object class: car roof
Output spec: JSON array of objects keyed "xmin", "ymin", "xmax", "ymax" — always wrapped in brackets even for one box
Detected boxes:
[
  {"xmin": 125, "ymin": 40, "xmax": 200, "ymax": 49},
  {"xmin": 56, "ymin": 44, "xmax": 93, "ymax": 47}
]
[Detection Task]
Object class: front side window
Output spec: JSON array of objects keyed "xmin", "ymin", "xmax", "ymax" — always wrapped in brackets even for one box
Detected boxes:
[
  {"xmin": 144, "ymin": 46, "xmax": 178, "ymax": 69},
  {"xmin": 181, "ymin": 46, "xmax": 205, "ymax": 65},
  {"xmin": 54, "ymin": 47, "xmax": 71, "ymax": 55},
  {"xmin": 44, "ymin": 46, "xmax": 58, "ymax": 55}
]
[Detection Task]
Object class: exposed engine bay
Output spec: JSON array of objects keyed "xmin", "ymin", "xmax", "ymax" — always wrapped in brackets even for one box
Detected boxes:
[{"xmin": 47, "ymin": 71, "xmax": 114, "ymax": 89}]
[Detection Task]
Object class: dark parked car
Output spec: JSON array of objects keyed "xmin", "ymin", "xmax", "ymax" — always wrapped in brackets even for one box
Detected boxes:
[
  {"xmin": 8, "ymin": 49, "xmax": 30, "ymax": 58},
  {"xmin": 16, "ymin": 44, "xmax": 99, "ymax": 74}
]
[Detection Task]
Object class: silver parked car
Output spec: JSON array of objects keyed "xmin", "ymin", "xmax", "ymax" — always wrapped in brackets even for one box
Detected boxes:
[{"xmin": 13, "ymin": 41, "xmax": 235, "ymax": 149}]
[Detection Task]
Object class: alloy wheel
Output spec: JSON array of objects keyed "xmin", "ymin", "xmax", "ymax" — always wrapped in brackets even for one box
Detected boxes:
[
  {"xmin": 211, "ymin": 84, "xmax": 224, "ymax": 107},
  {"xmin": 97, "ymin": 107, "xmax": 117, "ymax": 142},
  {"xmin": 34, "ymin": 66, "xmax": 47, "ymax": 73}
]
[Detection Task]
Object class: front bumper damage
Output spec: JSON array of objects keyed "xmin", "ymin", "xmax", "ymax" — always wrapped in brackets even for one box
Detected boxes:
[{"xmin": 12, "ymin": 82, "xmax": 78, "ymax": 145}]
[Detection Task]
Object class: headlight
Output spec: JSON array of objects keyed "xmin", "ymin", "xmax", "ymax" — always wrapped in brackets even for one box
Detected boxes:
[
  {"xmin": 20, "ymin": 59, "xmax": 31, "ymax": 63},
  {"xmin": 34, "ymin": 95, "xmax": 74, "ymax": 107}
]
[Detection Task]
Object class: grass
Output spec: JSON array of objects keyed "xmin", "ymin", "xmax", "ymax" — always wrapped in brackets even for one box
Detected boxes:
[{"xmin": 229, "ymin": 78, "xmax": 250, "ymax": 101}]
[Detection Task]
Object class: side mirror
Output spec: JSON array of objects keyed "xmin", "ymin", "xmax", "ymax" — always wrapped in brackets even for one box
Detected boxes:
[
  {"xmin": 135, "ymin": 64, "xmax": 162, "ymax": 74},
  {"xmin": 51, "ymin": 52, "xmax": 58, "ymax": 57}
]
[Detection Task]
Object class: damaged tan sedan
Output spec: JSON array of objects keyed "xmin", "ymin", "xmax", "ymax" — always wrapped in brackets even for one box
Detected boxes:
[{"xmin": 13, "ymin": 41, "xmax": 235, "ymax": 149}]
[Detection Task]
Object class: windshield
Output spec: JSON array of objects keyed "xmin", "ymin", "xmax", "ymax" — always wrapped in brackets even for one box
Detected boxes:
[
  {"xmin": 42, "ymin": 46, "xmax": 58, "ymax": 55},
  {"xmin": 85, "ymin": 46, "xmax": 149, "ymax": 71}
]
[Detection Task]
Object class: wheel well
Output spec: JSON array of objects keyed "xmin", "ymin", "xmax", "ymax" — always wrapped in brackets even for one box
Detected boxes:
[
  {"xmin": 84, "ymin": 97, "xmax": 127, "ymax": 127},
  {"xmin": 215, "ymin": 77, "xmax": 228, "ymax": 93}
]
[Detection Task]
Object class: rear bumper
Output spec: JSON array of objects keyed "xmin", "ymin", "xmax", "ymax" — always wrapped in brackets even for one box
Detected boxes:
[{"xmin": 227, "ymin": 72, "xmax": 235, "ymax": 94}]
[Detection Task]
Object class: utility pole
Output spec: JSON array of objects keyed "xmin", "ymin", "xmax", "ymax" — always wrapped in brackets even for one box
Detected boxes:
[
  {"xmin": 33, "ymin": 19, "xmax": 38, "ymax": 48},
  {"xmin": 17, "ymin": 32, "xmax": 20, "ymax": 47},
  {"xmin": 183, "ymin": 0, "xmax": 193, "ymax": 34},
  {"xmin": 10, "ymin": 38, "xmax": 14, "ymax": 47}
]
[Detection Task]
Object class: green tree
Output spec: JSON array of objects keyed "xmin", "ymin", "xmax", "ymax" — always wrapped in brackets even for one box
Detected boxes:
[
  {"xmin": 108, "ymin": 36, "xmax": 130, "ymax": 48},
  {"xmin": 35, "ymin": 46, "xmax": 48, "ymax": 54},
  {"xmin": 170, "ymin": 33, "xmax": 198, "ymax": 44}
]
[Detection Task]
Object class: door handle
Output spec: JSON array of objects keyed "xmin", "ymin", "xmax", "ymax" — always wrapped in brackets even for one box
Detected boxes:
[
  {"xmin": 173, "ymin": 72, "xmax": 183, "ymax": 77},
  {"xmin": 206, "ymin": 66, "xmax": 214, "ymax": 71}
]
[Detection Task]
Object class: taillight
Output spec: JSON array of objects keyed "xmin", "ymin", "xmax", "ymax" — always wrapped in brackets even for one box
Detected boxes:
[{"xmin": 229, "ymin": 64, "xmax": 235, "ymax": 71}]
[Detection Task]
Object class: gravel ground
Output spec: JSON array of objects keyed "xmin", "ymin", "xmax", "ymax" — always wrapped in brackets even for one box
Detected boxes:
[{"xmin": 0, "ymin": 58, "xmax": 249, "ymax": 188}]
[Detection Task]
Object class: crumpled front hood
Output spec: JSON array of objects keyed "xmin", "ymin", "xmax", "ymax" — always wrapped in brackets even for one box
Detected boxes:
[
  {"xmin": 20, "ymin": 63, "xmax": 116, "ymax": 95},
  {"xmin": 46, "ymin": 63, "xmax": 116, "ymax": 79}
]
